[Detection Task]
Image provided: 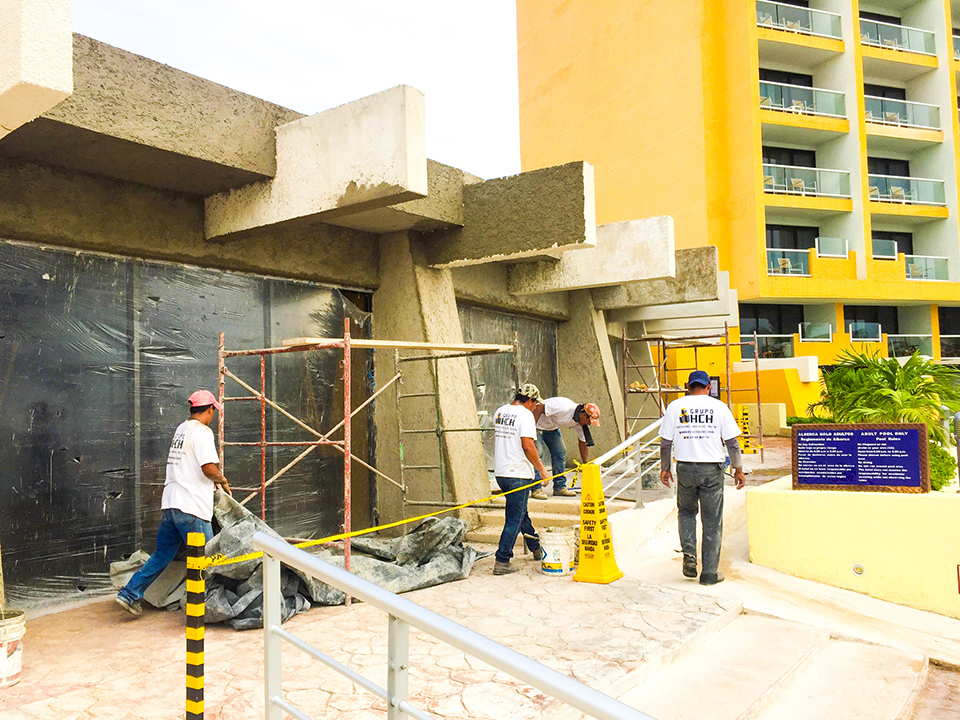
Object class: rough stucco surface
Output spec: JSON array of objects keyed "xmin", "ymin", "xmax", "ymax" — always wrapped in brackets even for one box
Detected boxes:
[
  {"xmin": 557, "ymin": 290, "xmax": 625, "ymax": 451},
  {"xmin": 424, "ymin": 162, "xmax": 596, "ymax": 267},
  {"xmin": 0, "ymin": 157, "xmax": 379, "ymax": 288},
  {"xmin": 592, "ymin": 246, "xmax": 720, "ymax": 310},
  {"xmin": 372, "ymin": 232, "xmax": 487, "ymax": 528},
  {"xmin": 0, "ymin": 0, "xmax": 72, "ymax": 137},
  {"xmin": 508, "ymin": 216, "xmax": 676, "ymax": 295},
  {"xmin": 452, "ymin": 263, "xmax": 570, "ymax": 320},
  {"xmin": 205, "ymin": 85, "xmax": 428, "ymax": 241}
]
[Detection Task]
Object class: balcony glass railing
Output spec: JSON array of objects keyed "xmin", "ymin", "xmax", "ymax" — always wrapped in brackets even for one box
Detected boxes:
[
  {"xmin": 742, "ymin": 334, "xmax": 795, "ymax": 360},
  {"xmin": 767, "ymin": 248, "xmax": 811, "ymax": 275},
  {"xmin": 763, "ymin": 163, "xmax": 851, "ymax": 198},
  {"xmin": 864, "ymin": 96, "xmax": 939, "ymax": 130},
  {"xmin": 868, "ymin": 175, "xmax": 946, "ymax": 206},
  {"xmin": 888, "ymin": 334, "xmax": 933, "ymax": 357},
  {"xmin": 859, "ymin": 18, "xmax": 935, "ymax": 55},
  {"xmin": 905, "ymin": 254, "xmax": 949, "ymax": 280},
  {"xmin": 941, "ymin": 335, "xmax": 960, "ymax": 358},
  {"xmin": 816, "ymin": 236, "xmax": 847, "ymax": 258},
  {"xmin": 954, "ymin": 35, "xmax": 960, "ymax": 60},
  {"xmin": 848, "ymin": 321, "xmax": 882, "ymax": 342},
  {"xmin": 757, "ymin": 1, "xmax": 842, "ymax": 39},
  {"xmin": 799, "ymin": 322, "xmax": 833, "ymax": 342},
  {"xmin": 872, "ymin": 238, "xmax": 898, "ymax": 259},
  {"xmin": 760, "ymin": 81, "xmax": 845, "ymax": 117}
]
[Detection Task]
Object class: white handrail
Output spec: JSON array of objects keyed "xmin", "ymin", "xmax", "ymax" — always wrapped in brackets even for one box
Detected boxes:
[{"xmin": 594, "ymin": 418, "xmax": 662, "ymax": 466}]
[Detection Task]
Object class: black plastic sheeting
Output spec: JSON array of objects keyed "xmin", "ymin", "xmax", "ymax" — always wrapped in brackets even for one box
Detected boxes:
[{"xmin": 0, "ymin": 239, "xmax": 374, "ymax": 609}]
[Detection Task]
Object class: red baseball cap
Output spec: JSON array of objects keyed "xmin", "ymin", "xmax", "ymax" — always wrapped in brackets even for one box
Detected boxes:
[{"xmin": 188, "ymin": 389, "xmax": 222, "ymax": 411}]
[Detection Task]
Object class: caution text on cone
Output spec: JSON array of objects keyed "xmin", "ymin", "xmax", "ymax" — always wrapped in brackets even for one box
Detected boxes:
[{"xmin": 573, "ymin": 463, "xmax": 623, "ymax": 584}]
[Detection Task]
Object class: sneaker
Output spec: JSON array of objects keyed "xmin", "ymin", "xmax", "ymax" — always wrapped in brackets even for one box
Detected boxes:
[
  {"xmin": 555, "ymin": 487, "xmax": 577, "ymax": 497},
  {"xmin": 531, "ymin": 489, "xmax": 549, "ymax": 500},
  {"xmin": 699, "ymin": 572, "xmax": 724, "ymax": 586},
  {"xmin": 493, "ymin": 561, "xmax": 519, "ymax": 575},
  {"xmin": 115, "ymin": 594, "xmax": 143, "ymax": 618},
  {"xmin": 531, "ymin": 546, "xmax": 544, "ymax": 561},
  {"xmin": 682, "ymin": 554, "xmax": 697, "ymax": 578}
]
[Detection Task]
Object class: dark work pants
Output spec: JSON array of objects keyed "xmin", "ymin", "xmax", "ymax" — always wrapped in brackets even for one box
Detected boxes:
[
  {"xmin": 495, "ymin": 476, "xmax": 541, "ymax": 563},
  {"xmin": 676, "ymin": 461, "xmax": 725, "ymax": 576}
]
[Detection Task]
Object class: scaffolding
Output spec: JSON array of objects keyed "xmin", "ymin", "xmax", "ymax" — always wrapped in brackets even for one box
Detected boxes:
[
  {"xmin": 621, "ymin": 323, "xmax": 765, "ymax": 462},
  {"xmin": 216, "ymin": 319, "xmax": 513, "ymax": 585}
]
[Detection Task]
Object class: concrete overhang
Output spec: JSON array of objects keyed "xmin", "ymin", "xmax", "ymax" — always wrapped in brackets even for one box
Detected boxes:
[
  {"xmin": 638, "ymin": 308, "xmax": 739, "ymax": 335},
  {"xmin": 422, "ymin": 161, "xmax": 596, "ymax": 268},
  {"xmin": 608, "ymin": 279, "xmax": 736, "ymax": 324},
  {"xmin": 0, "ymin": 35, "xmax": 303, "ymax": 195},
  {"xmin": 591, "ymin": 246, "xmax": 720, "ymax": 310},
  {"xmin": 507, "ymin": 216, "xmax": 673, "ymax": 295},
  {"xmin": 0, "ymin": 0, "xmax": 72, "ymax": 139},
  {"xmin": 205, "ymin": 85, "xmax": 428, "ymax": 241}
]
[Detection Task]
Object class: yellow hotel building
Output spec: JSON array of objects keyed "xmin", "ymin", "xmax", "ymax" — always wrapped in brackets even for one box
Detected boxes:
[{"xmin": 518, "ymin": 0, "xmax": 960, "ymax": 397}]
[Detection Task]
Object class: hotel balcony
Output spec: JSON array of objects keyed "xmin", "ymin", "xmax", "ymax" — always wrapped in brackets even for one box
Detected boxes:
[
  {"xmin": 756, "ymin": 1, "xmax": 843, "ymax": 68},
  {"xmin": 864, "ymin": 96, "xmax": 939, "ymax": 130},
  {"xmin": 859, "ymin": 19, "xmax": 934, "ymax": 56},
  {"xmin": 760, "ymin": 81, "xmax": 844, "ymax": 117},
  {"xmin": 760, "ymin": 81, "xmax": 848, "ymax": 143},
  {"xmin": 867, "ymin": 175, "xmax": 946, "ymax": 218},
  {"xmin": 756, "ymin": 1, "xmax": 842, "ymax": 40},
  {"xmin": 763, "ymin": 164, "xmax": 850, "ymax": 198},
  {"xmin": 742, "ymin": 334, "xmax": 795, "ymax": 360},
  {"xmin": 860, "ymin": 19, "xmax": 937, "ymax": 80},
  {"xmin": 941, "ymin": 335, "xmax": 960, "ymax": 359},
  {"xmin": 766, "ymin": 237, "xmax": 847, "ymax": 276},
  {"xmin": 887, "ymin": 334, "xmax": 933, "ymax": 357},
  {"xmin": 848, "ymin": 321, "xmax": 882, "ymax": 342},
  {"xmin": 904, "ymin": 254, "xmax": 949, "ymax": 281},
  {"xmin": 799, "ymin": 322, "xmax": 832, "ymax": 342}
]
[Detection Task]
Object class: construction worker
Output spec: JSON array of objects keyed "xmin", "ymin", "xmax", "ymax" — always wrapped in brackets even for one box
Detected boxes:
[
  {"xmin": 491, "ymin": 384, "xmax": 550, "ymax": 575},
  {"xmin": 659, "ymin": 370, "xmax": 745, "ymax": 586},
  {"xmin": 116, "ymin": 390, "xmax": 231, "ymax": 617},
  {"xmin": 530, "ymin": 390, "xmax": 601, "ymax": 499}
]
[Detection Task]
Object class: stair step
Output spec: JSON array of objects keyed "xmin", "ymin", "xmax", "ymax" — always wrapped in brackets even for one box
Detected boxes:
[
  {"xmin": 753, "ymin": 638, "xmax": 927, "ymax": 720},
  {"xmin": 484, "ymin": 496, "xmax": 584, "ymax": 516},
  {"xmin": 617, "ymin": 614, "xmax": 829, "ymax": 720},
  {"xmin": 476, "ymin": 511, "xmax": 581, "ymax": 528}
]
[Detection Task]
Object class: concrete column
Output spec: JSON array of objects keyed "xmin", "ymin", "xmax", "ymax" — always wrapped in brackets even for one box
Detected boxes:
[
  {"xmin": 556, "ymin": 290, "xmax": 625, "ymax": 459},
  {"xmin": 373, "ymin": 232, "xmax": 486, "ymax": 527}
]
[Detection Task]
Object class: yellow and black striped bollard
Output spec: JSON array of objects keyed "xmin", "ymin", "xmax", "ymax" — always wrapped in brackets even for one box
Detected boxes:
[{"xmin": 186, "ymin": 532, "xmax": 206, "ymax": 720}]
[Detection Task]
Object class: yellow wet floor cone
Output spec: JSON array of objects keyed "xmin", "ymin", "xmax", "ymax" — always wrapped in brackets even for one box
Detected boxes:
[{"xmin": 573, "ymin": 463, "xmax": 623, "ymax": 584}]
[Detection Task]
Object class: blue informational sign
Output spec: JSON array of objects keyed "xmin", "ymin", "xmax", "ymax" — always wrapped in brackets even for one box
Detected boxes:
[{"xmin": 793, "ymin": 423, "xmax": 929, "ymax": 492}]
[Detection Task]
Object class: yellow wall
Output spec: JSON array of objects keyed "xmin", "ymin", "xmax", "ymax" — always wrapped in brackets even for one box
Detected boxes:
[
  {"xmin": 748, "ymin": 477, "xmax": 960, "ymax": 620},
  {"xmin": 730, "ymin": 368, "xmax": 820, "ymax": 417}
]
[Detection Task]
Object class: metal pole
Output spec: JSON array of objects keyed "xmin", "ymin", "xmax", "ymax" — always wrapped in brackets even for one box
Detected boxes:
[
  {"xmin": 754, "ymin": 330, "xmax": 764, "ymax": 463},
  {"xmin": 622, "ymin": 329, "xmax": 628, "ymax": 439},
  {"xmin": 433, "ymin": 356, "xmax": 445, "ymax": 503},
  {"xmin": 185, "ymin": 532, "xmax": 206, "ymax": 720},
  {"xmin": 954, "ymin": 412, "xmax": 960, "ymax": 493},
  {"xmin": 218, "ymin": 333, "xmax": 225, "ymax": 474},
  {"xmin": 386, "ymin": 614, "xmax": 410, "ymax": 720},
  {"xmin": 343, "ymin": 317, "xmax": 352, "ymax": 605},
  {"xmin": 260, "ymin": 353, "xmax": 267, "ymax": 520},
  {"xmin": 263, "ymin": 553, "xmax": 283, "ymax": 720},
  {"xmin": 725, "ymin": 323, "xmax": 732, "ymax": 409}
]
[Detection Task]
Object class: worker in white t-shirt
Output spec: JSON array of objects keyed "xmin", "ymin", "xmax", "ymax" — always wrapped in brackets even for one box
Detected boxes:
[
  {"xmin": 116, "ymin": 390, "xmax": 231, "ymax": 617},
  {"xmin": 530, "ymin": 393, "xmax": 601, "ymax": 499},
  {"xmin": 659, "ymin": 370, "xmax": 745, "ymax": 586},
  {"xmin": 491, "ymin": 384, "xmax": 551, "ymax": 576}
]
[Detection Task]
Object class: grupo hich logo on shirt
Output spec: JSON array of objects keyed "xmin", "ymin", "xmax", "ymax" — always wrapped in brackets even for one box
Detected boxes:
[
  {"xmin": 679, "ymin": 407, "xmax": 714, "ymax": 425},
  {"xmin": 495, "ymin": 411, "xmax": 516, "ymax": 428}
]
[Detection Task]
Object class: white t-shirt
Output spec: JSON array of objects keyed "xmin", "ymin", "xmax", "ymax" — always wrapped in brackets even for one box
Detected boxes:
[
  {"xmin": 659, "ymin": 394, "xmax": 741, "ymax": 463},
  {"xmin": 493, "ymin": 402, "xmax": 537, "ymax": 479},
  {"xmin": 536, "ymin": 396, "xmax": 587, "ymax": 442},
  {"xmin": 161, "ymin": 418, "xmax": 221, "ymax": 520}
]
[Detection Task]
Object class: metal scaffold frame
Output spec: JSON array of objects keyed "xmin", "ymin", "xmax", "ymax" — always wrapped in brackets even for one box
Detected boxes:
[
  {"xmin": 216, "ymin": 319, "xmax": 513, "ymax": 587},
  {"xmin": 621, "ymin": 323, "xmax": 765, "ymax": 462}
]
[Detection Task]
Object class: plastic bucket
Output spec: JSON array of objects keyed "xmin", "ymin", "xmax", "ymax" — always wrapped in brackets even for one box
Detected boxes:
[
  {"xmin": 0, "ymin": 610, "xmax": 25, "ymax": 688},
  {"xmin": 540, "ymin": 527, "xmax": 576, "ymax": 576}
]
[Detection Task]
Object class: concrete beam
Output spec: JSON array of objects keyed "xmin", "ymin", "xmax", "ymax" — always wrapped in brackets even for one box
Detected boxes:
[
  {"xmin": 639, "ymin": 309, "xmax": 739, "ymax": 335},
  {"xmin": 0, "ymin": 0, "xmax": 72, "ymax": 139},
  {"xmin": 608, "ymin": 277, "xmax": 736, "ymax": 324},
  {"xmin": 507, "ymin": 216, "xmax": 674, "ymax": 295},
  {"xmin": 591, "ymin": 246, "xmax": 719, "ymax": 310},
  {"xmin": 205, "ymin": 85, "xmax": 428, "ymax": 241},
  {"xmin": 423, "ymin": 161, "xmax": 596, "ymax": 268}
]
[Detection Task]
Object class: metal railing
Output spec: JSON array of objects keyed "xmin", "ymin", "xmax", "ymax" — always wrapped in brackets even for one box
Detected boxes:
[
  {"xmin": 756, "ymin": 1, "xmax": 842, "ymax": 39},
  {"xmin": 594, "ymin": 418, "xmax": 663, "ymax": 508},
  {"xmin": 763, "ymin": 163, "xmax": 851, "ymax": 198},
  {"xmin": 816, "ymin": 236, "xmax": 847, "ymax": 258},
  {"xmin": 860, "ymin": 18, "xmax": 935, "ymax": 55},
  {"xmin": 941, "ymin": 335, "xmax": 960, "ymax": 358},
  {"xmin": 255, "ymin": 532, "xmax": 655, "ymax": 720},
  {"xmin": 767, "ymin": 247, "xmax": 811, "ymax": 275},
  {"xmin": 848, "ymin": 321, "xmax": 882, "ymax": 342},
  {"xmin": 864, "ymin": 95, "xmax": 939, "ymax": 130},
  {"xmin": 741, "ymin": 334, "xmax": 795, "ymax": 359},
  {"xmin": 759, "ymin": 80, "xmax": 845, "ymax": 117},
  {"xmin": 867, "ymin": 174, "xmax": 946, "ymax": 206},
  {"xmin": 799, "ymin": 322, "xmax": 832, "ymax": 342},
  {"xmin": 888, "ymin": 334, "xmax": 933, "ymax": 357},
  {"xmin": 905, "ymin": 254, "xmax": 949, "ymax": 280}
]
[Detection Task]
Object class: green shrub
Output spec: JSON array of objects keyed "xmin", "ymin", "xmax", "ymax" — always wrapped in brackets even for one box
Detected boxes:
[
  {"xmin": 786, "ymin": 416, "xmax": 831, "ymax": 426},
  {"xmin": 928, "ymin": 443, "xmax": 957, "ymax": 492}
]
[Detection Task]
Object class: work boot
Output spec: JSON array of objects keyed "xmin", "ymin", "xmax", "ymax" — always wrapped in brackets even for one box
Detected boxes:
[
  {"xmin": 115, "ymin": 594, "xmax": 143, "ymax": 618},
  {"xmin": 682, "ymin": 554, "xmax": 698, "ymax": 578},
  {"xmin": 699, "ymin": 572, "xmax": 724, "ymax": 586},
  {"xmin": 531, "ymin": 545, "xmax": 544, "ymax": 561},
  {"xmin": 531, "ymin": 489, "xmax": 549, "ymax": 500},
  {"xmin": 494, "ymin": 561, "xmax": 519, "ymax": 575},
  {"xmin": 556, "ymin": 487, "xmax": 577, "ymax": 497}
]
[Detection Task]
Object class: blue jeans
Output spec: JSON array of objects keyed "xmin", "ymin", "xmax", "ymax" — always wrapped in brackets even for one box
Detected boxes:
[
  {"xmin": 534, "ymin": 428, "xmax": 567, "ymax": 492},
  {"xmin": 118, "ymin": 508, "xmax": 213, "ymax": 603},
  {"xmin": 495, "ymin": 477, "xmax": 541, "ymax": 563},
  {"xmin": 676, "ymin": 462, "xmax": 725, "ymax": 577}
]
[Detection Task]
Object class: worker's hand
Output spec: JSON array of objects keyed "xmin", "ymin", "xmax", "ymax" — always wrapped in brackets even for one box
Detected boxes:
[
  {"xmin": 733, "ymin": 468, "xmax": 745, "ymax": 490},
  {"xmin": 217, "ymin": 478, "xmax": 232, "ymax": 496},
  {"xmin": 540, "ymin": 472, "xmax": 550, "ymax": 487},
  {"xmin": 660, "ymin": 470, "xmax": 672, "ymax": 488}
]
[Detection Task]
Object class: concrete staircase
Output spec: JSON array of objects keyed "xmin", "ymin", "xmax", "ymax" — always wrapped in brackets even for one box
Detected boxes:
[
  {"xmin": 466, "ymin": 495, "xmax": 583, "ymax": 549},
  {"xmin": 613, "ymin": 613, "xmax": 928, "ymax": 720}
]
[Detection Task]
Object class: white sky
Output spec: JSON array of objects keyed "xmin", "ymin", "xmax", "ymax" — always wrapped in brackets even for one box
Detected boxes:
[{"xmin": 72, "ymin": 1, "xmax": 521, "ymax": 180}]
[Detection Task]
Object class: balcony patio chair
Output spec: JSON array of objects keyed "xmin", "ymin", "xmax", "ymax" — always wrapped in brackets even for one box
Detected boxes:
[
  {"xmin": 906, "ymin": 263, "xmax": 925, "ymax": 279},
  {"xmin": 777, "ymin": 257, "xmax": 802, "ymax": 275},
  {"xmin": 785, "ymin": 19, "xmax": 802, "ymax": 32},
  {"xmin": 763, "ymin": 174, "xmax": 785, "ymax": 193},
  {"xmin": 789, "ymin": 99, "xmax": 809, "ymax": 113},
  {"xmin": 758, "ymin": 12, "xmax": 774, "ymax": 27},
  {"xmin": 864, "ymin": 109, "xmax": 876, "ymax": 121},
  {"xmin": 760, "ymin": 95, "xmax": 773, "ymax": 108},
  {"xmin": 890, "ymin": 186, "xmax": 907, "ymax": 202},
  {"xmin": 881, "ymin": 37, "xmax": 901, "ymax": 50},
  {"xmin": 884, "ymin": 111, "xmax": 901, "ymax": 124},
  {"xmin": 789, "ymin": 177, "xmax": 815, "ymax": 195},
  {"xmin": 868, "ymin": 185, "xmax": 881, "ymax": 201}
]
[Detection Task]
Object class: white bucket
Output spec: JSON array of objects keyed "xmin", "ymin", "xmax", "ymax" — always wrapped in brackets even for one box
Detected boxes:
[
  {"xmin": 540, "ymin": 527, "xmax": 576, "ymax": 576},
  {"xmin": 0, "ymin": 610, "xmax": 25, "ymax": 688}
]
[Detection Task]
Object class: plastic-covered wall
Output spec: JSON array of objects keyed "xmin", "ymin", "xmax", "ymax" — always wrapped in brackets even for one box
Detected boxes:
[
  {"xmin": 0, "ymin": 239, "xmax": 373, "ymax": 608},
  {"xmin": 457, "ymin": 304, "xmax": 558, "ymax": 471}
]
